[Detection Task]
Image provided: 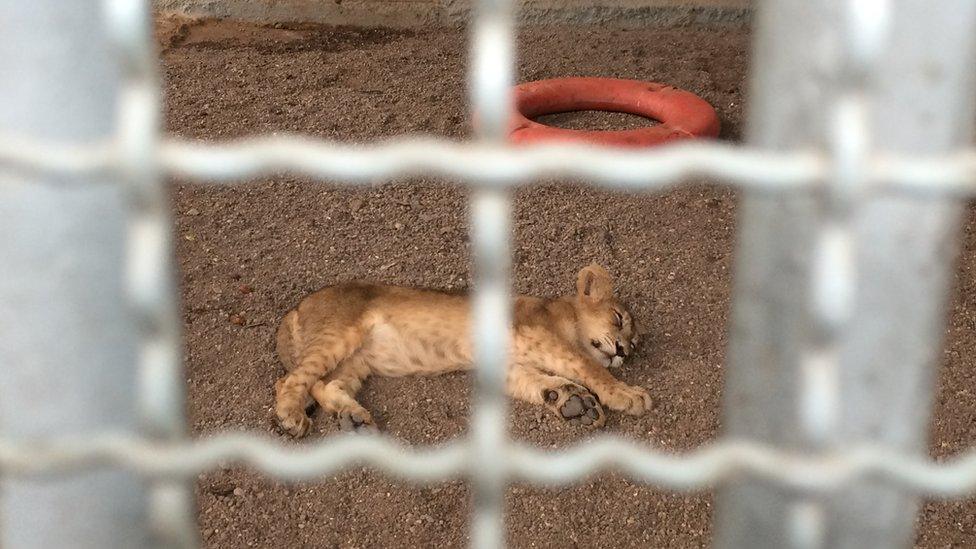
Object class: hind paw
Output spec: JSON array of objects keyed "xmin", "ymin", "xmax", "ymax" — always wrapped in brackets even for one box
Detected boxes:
[
  {"xmin": 337, "ymin": 409, "xmax": 377, "ymax": 433},
  {"xmin": 543, "ymin": 383, "xmax": 605, "ymax": 428},
  {"xmin": 275, "ymin": 406, "xmax": 312, "ymax": 438}
]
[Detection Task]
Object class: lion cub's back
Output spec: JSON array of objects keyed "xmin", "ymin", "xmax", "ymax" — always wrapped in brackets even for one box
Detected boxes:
[{"xmin": 275, "ymin": 283, "xmax": 469, "ymax": 371}]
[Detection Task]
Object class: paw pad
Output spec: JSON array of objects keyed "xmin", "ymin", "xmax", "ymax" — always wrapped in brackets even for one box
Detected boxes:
[{"xmin": 546, "ymin": 384, "xmax": 605, "ymax": 428}]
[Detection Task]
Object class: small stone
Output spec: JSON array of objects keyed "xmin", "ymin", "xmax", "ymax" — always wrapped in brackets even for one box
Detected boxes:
[
  {"xmin": 393, "ymin": 222, "xmax": 403, "ymax": 230},
  {"xmin": 186, "ymin": 208, "xmax": 200, "ymax": 216},
  {"xmin": 184, "ymin": 233, "xmax": 196, "ymax": 241},
  {"xmin": 208, "ymin": 481, "xmax": 234, "ymax": 497},
  {"xmin": 229, "ymin": 314, "xmax": 245, "ymax": 326},
  {"xmin": 349, "ymin": 198, "xmax": 363, "ymax": 213},
  {"xmin": 233, "ymin": 487, "xmax": 245, "ymax": 497},
  {"xmin": 238, "ymin": 284, "xmax": 254, "ymax": 294}
]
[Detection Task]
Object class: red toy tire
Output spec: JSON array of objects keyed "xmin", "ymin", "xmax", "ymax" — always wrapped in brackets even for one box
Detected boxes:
[{"xmin": 509, "ymin": 77, "xmax": 720, "ymax": 147}]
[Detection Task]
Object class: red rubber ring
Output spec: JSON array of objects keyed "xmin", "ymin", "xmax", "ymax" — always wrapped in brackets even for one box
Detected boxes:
[{"xmin": 509, "ymin": 77, "xmax": 720, "ymax": 147}]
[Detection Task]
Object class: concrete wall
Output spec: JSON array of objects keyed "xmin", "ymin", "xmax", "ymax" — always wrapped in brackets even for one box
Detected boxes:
[{"xmin": 153, "ymin": 0, "xmax": 752, "ymax": 27}]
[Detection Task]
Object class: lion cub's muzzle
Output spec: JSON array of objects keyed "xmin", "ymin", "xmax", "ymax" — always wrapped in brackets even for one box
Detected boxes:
[{"xmin": 608, "ymin": 338, "xmax": 637, "ymax": 369}]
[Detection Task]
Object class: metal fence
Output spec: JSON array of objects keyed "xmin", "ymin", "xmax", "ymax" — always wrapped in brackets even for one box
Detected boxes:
[{"xmin": 2, "ymin": 0, "xmax": 976, "ymax": 548}]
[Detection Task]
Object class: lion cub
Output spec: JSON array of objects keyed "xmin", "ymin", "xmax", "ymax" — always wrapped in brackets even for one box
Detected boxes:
[{"xmin": 273, "ymin": 263, "xmax": 651, "ymax": 437}]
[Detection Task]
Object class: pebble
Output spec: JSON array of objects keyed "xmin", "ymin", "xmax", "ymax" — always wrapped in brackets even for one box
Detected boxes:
[
  {"xmin": 208, "ymin": 481, "xmax": 235, "ymax": 497},
  {"xmin": 186, "ymin": 208, "xmax": 200, "ymax": 216},
  {"xmin": 233, "ymin": 487, "xmax": 245, "ymax": 497}
]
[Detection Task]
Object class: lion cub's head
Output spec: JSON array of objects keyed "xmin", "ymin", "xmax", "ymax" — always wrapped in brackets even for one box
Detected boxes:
[{"xmin": 573, "ymin": 264, "xmax": 638, "ymax": 368}]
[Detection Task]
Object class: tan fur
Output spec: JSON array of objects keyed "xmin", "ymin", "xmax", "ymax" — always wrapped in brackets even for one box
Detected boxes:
[{"xmin": 273, "ymin": 264, "xmax": 650, "ymax": 437}]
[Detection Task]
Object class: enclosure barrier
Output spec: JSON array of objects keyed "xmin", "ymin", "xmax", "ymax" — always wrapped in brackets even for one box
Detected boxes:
[{"xmin": 2, "ymin": 0, "xmax": 976, "ymax": 548}]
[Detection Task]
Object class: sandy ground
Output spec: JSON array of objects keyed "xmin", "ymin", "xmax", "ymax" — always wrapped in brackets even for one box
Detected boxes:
[{"xmin": 155, "ymin": 16, "xmax": 976, "ymax": 548}]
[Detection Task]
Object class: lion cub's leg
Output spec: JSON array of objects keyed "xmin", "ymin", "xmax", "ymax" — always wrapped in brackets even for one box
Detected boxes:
[
  {"xmin": 507, "ymin": 366, "xmax": 605, "ymax": 427},
  {"xmin": 561, "ymin": 359, "xmax": 651, "ymax": 416},
  {"xmin": 310, "ymin": 354, "xmax": 376, "ymax": 433},
  {"xmin": 275, "ymin": 331, "xmax": 362, "ymax": 438},
  {"xmin": 517, "ymin": 330, "xmax": 651, "ymax": 416}
]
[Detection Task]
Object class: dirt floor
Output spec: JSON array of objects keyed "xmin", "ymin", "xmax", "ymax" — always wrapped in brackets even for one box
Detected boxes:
[{"xmin": 155, "ymin": 16, "xmax": 976, "ymax": 548}]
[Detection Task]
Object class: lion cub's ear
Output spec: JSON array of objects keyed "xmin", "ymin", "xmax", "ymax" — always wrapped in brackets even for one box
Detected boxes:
[{"xmin": 577, "ymin": 263, "xmax": 614, "ymax": 303}]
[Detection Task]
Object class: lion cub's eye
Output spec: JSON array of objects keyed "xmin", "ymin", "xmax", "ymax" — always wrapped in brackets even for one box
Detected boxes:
[
  {"xmin": 591, "ymin": 339, "xmax": 601, "ymax": 348},
  {"xmin": 612, "ymin": 310, "xmax": 623, "ymax": 328}
]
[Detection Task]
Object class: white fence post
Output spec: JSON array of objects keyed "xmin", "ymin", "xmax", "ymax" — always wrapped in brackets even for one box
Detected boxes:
[
  {"xmin": 0, "ymin": 2, "xmax": 150, "ymax": 547},
  {"xmin": 469, "ymin": 0, "xmax": 515, "ymax": 547},
  {"xmin": 717, "ymin": 1, "xmax": 976, "ymax": 547}
]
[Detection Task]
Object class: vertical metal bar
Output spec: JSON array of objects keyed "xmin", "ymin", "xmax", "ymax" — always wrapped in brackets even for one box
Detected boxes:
[
  {"xmin": 717, "ymin": 1, "xmax": 976, "ymax": 548},
  {"xmin": 470, "ymin": 192, "xmax": 512, "ymax": 549},
  {"xmin": 0, "ymin": 2, "xmax": 150, "ymax": 548},
  {"xmin": 468, "ymin": 0, "xmax": 514, "ymax": 547},
  {"xmin": 104, "ymin": 1, "xmax": 197, "ymax": 547}
]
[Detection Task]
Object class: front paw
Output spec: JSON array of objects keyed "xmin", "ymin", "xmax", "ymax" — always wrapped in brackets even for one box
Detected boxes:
[
  {"xmin": 275, "ymin": 404, "xmax": 312, "ymax": 438},
  {"xmin": 542, "ymin": 383, "xmax": 605, "ymax": 428},
  {"xmin": 602, "ymin": 384, "xmax": 652, "ymax": 415}
]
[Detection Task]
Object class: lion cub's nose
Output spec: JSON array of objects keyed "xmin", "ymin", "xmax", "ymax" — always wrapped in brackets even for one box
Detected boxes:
[{"xmin": 615, "ymin": 341, "xmax": 626, "ymax": 357}]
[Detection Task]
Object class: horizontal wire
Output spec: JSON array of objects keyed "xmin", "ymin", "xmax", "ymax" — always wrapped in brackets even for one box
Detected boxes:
[
  {"xmin": 0, "ymin": 134, "xmax": 819, "ymax": 190},
  {"xmin": 3, "ymin": 134, "xmax": 976, "ymax": 196},
  {"xmin": 2, "ymin": 433, "xmax": 975, "ymax": 497},
  {"xmin": 0, "ymin": 433, "xmax": 469, "ymax": 482},
  {"xmin": 159, "ymin": 137, "xmax": 823, "ymax": 191},
  {"xmin": 0, "ymin": 135, "xmax": 116, "ymax": 178},
  {"xmin": 508, "ymin": 438, "xmax": 974, "ymax": 496}
]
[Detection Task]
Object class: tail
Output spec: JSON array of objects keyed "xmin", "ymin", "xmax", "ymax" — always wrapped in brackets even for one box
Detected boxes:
[{"xmin": 275, "ymin": 309, "xmax": 304, "ymax": 371}]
